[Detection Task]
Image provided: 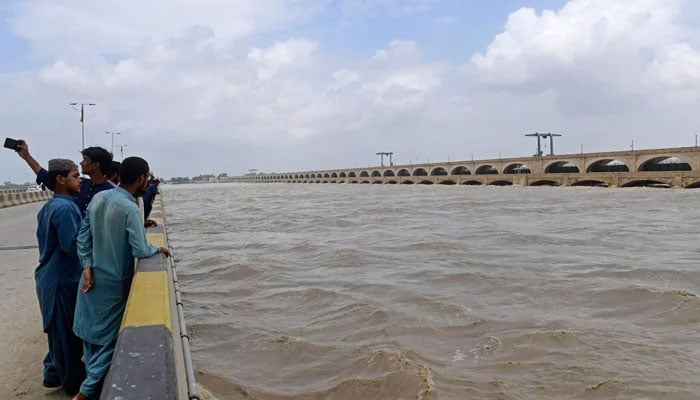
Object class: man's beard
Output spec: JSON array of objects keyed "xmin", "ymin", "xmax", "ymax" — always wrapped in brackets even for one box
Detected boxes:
[{"xmin": 135, "ymin": 183, "xmax": 148, "ymax": 197}]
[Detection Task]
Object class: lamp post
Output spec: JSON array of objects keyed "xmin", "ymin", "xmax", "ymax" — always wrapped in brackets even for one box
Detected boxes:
[
  {"xmin": 116, "ymin": 144, "xmax": 128, "ymax": 161},
  {"xmin": 70, "ymin": 102, "xmax": 96, "ymax": 151},
  {"xmin": 105, "ymin": 131, "xmax": 123, "ymax": 154}
]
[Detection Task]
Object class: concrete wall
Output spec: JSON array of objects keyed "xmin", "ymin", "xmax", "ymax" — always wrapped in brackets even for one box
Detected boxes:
[{"xmin": 0, "ymin": 190, "xmax": 52, "ymax": 208}]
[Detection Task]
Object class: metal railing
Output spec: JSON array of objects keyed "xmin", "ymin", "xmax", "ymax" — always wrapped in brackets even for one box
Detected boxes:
[
  {"xmin": 161, "ymin": 196, "xmax": 200, "ymax": 400},
  {"xmin": 169, "ymin": 255, "xmax": 200, "ymax": 399}
]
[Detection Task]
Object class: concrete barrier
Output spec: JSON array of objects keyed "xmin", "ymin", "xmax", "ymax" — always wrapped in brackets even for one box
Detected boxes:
[
  {"xmin": 100, "ymin": 196, "xmax": 197, "ymax": 399},
  {"xmin": 0, "ymin": 189, "xmax": 51, "ymax": 209}
]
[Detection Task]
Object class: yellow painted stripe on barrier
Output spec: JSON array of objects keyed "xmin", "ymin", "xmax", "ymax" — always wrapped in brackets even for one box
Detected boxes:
[
  {"xmin": 147, "ymin": 232, "xmax": 167, "ymax": 248},
  {"xmin": 121, "ymin": 271, "xmax": 172, "ymax": 330}
]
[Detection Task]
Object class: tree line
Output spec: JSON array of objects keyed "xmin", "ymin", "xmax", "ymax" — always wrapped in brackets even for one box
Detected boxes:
[{"xmin": 168, "ymin": 173, "xmax": 228, "ymax": 184}]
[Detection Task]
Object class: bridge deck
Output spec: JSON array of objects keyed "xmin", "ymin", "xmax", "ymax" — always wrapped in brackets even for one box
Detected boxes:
[
  {"xmin": 228, "ymin": 146, "xmax": 700, "ymax": 188},
  {"xmin": 0, "ymin": 202, "xmax": 69, "ymax": 399}
]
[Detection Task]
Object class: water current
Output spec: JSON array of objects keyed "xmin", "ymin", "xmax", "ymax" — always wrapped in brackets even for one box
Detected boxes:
[{"xmin": 163, "ymin": 183, "xmax": 700, "ymax": 400}]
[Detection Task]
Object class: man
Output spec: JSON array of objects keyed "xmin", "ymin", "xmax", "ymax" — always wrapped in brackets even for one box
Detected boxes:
[
  {"xmin": 107, "ymin": 161, "xmax": 121, "ymax": 185},
  {"xmin": 35, "ymin": 159, "xmax": 86, "ymax": 396},
  {"xmin": 16, "ymin": 140, "xmax": 114, "ymax": 214},
  {"xmin": 72, "ymin": 156, "xmax": 171, "ymax": 400},
  {"xmin": 143, "ymin": 178, "xmax": 160, "ymax": 227}
]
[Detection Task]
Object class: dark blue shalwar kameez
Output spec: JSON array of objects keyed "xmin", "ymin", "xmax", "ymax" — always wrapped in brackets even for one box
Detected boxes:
[{"xmin": 36, "ymin": 194, "xmax": 85, "ymax": 395}]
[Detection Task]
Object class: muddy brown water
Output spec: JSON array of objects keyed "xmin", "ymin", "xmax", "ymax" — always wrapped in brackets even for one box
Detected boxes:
[{"xmin": 164, "ymin": 183, "xmax": 700, "ymax": 400}]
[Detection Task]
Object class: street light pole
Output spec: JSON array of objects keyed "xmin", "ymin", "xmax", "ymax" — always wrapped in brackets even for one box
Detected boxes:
[
  {"xmin": 105, "ymin": 131, "xmax": 123, "ymax": 154},
  {"xmin": 70, "ymin": 102, "xmax": 96, "ymax": 151},
  {"xmin": 116, "ymin": 144, "xmax": 128, "ymax": 161}
]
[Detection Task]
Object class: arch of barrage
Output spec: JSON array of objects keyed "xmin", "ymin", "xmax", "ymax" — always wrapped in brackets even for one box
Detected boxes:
[{"xmin": 228, "ymin": 146, "xmax": 700, "ymax": 188}]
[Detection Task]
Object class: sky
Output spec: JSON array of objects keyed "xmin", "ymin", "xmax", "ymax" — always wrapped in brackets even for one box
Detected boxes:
[{"xmin": 1, "ymin": 0, "xmax": 700, "ymax": 181}]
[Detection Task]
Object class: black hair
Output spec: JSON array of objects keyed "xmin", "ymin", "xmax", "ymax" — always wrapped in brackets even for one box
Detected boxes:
[
  {"xmin": 81, "ymin": 147, "xmax": 113, "ymax": 175},
  {"xmin": 108, "ymin": 161, "xmax": 122, "ymax": 184},
  {"xmin": 45, "ymin": 170, "xmax": 72, "ymax": 191},
  {"xmin": 110, "ymin": 161, "xmax": 121, "ymax": 176},
  {"xmin": 119, "ymin": 157, "xmax": 150, "ymax": 184}
]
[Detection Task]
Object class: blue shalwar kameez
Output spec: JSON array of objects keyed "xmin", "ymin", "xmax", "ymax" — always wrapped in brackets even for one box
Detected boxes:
[
  {"xmin": 73, "ymin": 187, "xmax": 160, "ymax": 399},
  {"xmin": 35, "ymin": 194, "xmax": 85, "ymax": 395}
]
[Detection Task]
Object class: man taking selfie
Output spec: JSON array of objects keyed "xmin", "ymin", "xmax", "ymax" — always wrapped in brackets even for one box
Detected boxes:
[{"xmin": 15, "ymin": 140, "xmax": 114, "ymax": 214}]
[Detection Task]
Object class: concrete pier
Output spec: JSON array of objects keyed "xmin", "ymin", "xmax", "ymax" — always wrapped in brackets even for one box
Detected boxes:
[{"xmin": 0, "ymin": 202, "xmax": 69, "ymax": 399}]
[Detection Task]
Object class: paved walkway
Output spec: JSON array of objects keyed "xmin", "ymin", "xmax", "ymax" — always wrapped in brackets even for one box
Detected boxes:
[{"xmin": 0, "ymin": 202, "xmax": 69, "ymax": 399}]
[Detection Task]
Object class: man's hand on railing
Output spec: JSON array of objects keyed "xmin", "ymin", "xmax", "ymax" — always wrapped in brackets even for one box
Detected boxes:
[{"xmin": 159, "ymin": 247, "xmax": 172, "ymax": 257}]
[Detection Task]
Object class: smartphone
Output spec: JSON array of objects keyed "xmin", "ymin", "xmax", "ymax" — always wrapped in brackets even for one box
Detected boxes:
[{"xmin": 3, "ymin": 137, "xmax": 21, "ymax": 151}]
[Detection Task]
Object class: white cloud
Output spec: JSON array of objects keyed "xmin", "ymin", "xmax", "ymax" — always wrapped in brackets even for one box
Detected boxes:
[
  {"xmin": 248, "ymin": 39, "xmax": 318, "ymax": 80},
  {"xmin": 468, "ymin": 0, "xmax": 700, "ymax": 119},
  {"xmin": 105, "ymin": 59, "xmax": 158, "ymax": 89},
  {"xmin": 9, "ymin": 0, "xmax": 324, "ymax": 59},
  {"xmin": 653, "ymin": 43, "xmax": 700, "ymax": 87},
  {"xmin": 2, "ymin": 0, "xmax": 700, "ymax": 180},
  {"xmin": 371, "ymin": 40, "xmax": 421, "ymax": 62},
  {"xmin": 38, "ymin": 60, "xmax": 94, "ymax": 88},
  {"xmin": 471, "ymin": 0, "xmax": 698, "ymax": 87}
]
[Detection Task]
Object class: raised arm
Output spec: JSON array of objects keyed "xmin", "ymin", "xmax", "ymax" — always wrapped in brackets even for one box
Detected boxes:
[{"xmin": 16, "ymin": 140, "xmax": 46, "ymax": 183}]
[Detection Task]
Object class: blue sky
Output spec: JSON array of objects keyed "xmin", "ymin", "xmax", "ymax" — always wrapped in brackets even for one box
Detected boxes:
[
  {"xmin": 259, "ymin": 1, "xmax": 568, "ymax": 61},
  {"xmin": 1, "ymin": 0, "xmax": 699, "ymax": 180},
  {"xmin": 0, "ymin": 4, "xmax": 30, "ymax": 72},
  {"xmin": 2, "ymin": 1, "xmax": 569, "ymax": 69}
]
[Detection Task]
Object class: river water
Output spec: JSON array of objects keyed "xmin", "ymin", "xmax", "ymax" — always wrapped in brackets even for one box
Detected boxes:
[{"xmin": 163, "ymin": 183, "xmax": 700, "ymax": 400}]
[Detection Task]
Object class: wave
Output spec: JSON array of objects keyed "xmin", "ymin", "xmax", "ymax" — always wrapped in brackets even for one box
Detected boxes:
[
  {"xmin": 262, "ymin": 288, "xmax": 339, "ymax": 305},
  {"xmin": 196, "ymin": 363, "xmax": 436, "ymax": 400},
  {"xmin": 566, "ymin": 267, "xmax": 693, "ymax": 283},
  {"xmin": 590, "ymin": 287, "xmax": 700, "ymax": 314}
]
